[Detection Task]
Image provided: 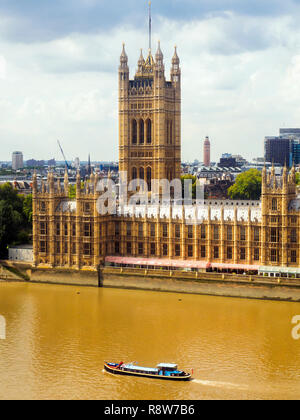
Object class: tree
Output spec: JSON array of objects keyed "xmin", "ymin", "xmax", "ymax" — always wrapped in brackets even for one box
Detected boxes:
[
  {"xmin": 23, "ymin": 194, "xmax": 33, "ymax": 224},
  {"xmin": 228, "ymin": 169, "xmax": 262, "ymax": 200},
  {"xmin": 0, "ymin": 184, "xmax": 32, "ymax": 257}
]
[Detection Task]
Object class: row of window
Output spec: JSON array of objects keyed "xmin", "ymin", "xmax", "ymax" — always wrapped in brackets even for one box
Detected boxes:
[
  {"xmin": 118, "ymin": 223, "xmax": 261, "ymax": 241},
  {"xmin": 40, "ymin": 222, "xmax": 92, "ymax": 237},
  {"xmin": 39, "ymin": 240, "xmax": 298, "ymax": 264},
  {"xmin": 132, "ymin": 119, "xmax": 152, "ymax": 144},
  {"xmin": 39, "ymin": 222, "xmax": 299, "ymax": 244},
  {"xmin": 116, "ymin": 242, "xmax": 260, "ymax": 260}
]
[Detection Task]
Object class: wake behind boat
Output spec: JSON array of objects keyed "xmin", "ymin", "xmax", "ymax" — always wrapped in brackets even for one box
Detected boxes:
[{"xmin": 104, "ymin": 361, "xmax": 192, "ymax": 381}]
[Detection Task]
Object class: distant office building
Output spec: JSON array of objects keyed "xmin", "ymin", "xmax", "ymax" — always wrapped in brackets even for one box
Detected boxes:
[
  {"xmin": 203, "ymin": 136, "xmax": 211, "ymax": 167},
  {"xmin": 12, "ymin": 151, "xmax": 23, "ymax": 170},
  {"xmin": 219, "ymin": 156, "xmax": 238, "ymax": 168},
  {"xmin": 279, "ymin": 128, "xmax": 300, "ymax": 139},
  {"xmin": 47, "ymin": 159, "xmax": 56, "ymax": 167},
  {"xmin": 26, "ymin": 159, "xmax": 45, "ymax": 168},
  {"xmin": 264, "ymin": 136, "xmax": 291, "ymax": 167},
  {"xmin": 74, "ymin": 157, "xmax": 80, "ymax": 169}
]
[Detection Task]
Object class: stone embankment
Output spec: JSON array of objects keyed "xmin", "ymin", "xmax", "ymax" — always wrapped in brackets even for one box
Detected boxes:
[{"xmin": 1, "ymin": 261, "xmax": 300, "ymax": 302}]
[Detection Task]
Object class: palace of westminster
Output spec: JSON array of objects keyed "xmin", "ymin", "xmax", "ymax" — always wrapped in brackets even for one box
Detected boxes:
[{"xmin": 32, "ymin": 41, "xmax": 300, "ymax": 274}]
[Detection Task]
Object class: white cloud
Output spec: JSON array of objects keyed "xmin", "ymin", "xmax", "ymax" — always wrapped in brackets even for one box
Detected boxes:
[
  {"xmin": 0, "ymin": 55, "xmax": 6, "ymax": 79},
  {"xmin": 1, "ymin": 10, "xmax": 300, "ymax": 164}
]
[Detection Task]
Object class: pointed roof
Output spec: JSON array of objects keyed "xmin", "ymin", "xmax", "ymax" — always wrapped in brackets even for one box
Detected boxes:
[
  {"xmin": 138, "ymin": 49, "xmax": 145, "ymax": 65},
  {"xmin": 155, "ymin": 41, "xmax": 163, "ymax": 60},
  {"xmin": 120, "ymin": 43, "xmax": 128, "ymax": 64},
  {"xmin": 172, "ymin": 45, "xmax": 180, "ymax": 65}
]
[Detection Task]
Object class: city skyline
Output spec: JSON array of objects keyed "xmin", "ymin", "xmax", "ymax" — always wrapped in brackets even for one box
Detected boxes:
[{"xmin": 1, "ymin": 1, "xmax": 300, "ymax": 162}]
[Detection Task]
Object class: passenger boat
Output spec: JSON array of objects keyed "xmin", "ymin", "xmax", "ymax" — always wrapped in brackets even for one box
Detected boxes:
[{"xmin": 104, "ymin": 361, "xmax": 192, "ymax": 381}]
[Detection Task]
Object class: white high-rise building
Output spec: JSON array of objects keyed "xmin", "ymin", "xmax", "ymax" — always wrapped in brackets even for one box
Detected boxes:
[
  {"xmin": 12, "ymin": 151, "xmax": 23, "ymax": 170},
  {"xmin": 73, "ymin": 157, "xmax": 80, "ymax": 169}
]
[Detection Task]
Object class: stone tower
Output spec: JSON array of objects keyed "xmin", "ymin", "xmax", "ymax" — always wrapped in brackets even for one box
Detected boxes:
[
  {"xmin": 203, "ymin": 136, "xmax": 211, "ymax": 167},
  {"xmin": 118, "ymin": 42, "xmax": 181, "ymax": 190},
  {"xmin": 261, "ymin": 164, "xmax": 297, "ymax": 266}
]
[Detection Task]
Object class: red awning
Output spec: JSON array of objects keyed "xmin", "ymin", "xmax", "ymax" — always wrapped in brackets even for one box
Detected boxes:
[
  {"xmin": 105, "ymin": 256, "xmax": 210, "ymax": 269},
  {"xmin": 210, "ymin": 263, "xmax": 259, "ymax": 271}
]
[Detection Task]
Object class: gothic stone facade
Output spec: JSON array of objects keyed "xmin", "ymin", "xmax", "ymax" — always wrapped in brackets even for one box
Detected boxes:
[
  {"xmin": 32, "ymin": 44, "xmax": 300, "ymax": 270},
  {"xmin": 32, "ymin": 166, "xmax": 299, "ymax": 270}
]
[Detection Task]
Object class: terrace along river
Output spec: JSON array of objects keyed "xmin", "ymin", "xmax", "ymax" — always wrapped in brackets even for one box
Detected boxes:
[{"xmin": 0, "ymin": 282, "xmax": 300, "ymax": 400}]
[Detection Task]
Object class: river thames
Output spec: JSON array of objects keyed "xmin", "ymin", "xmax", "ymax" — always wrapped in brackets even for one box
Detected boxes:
[{"xmin": 0, "ymin": 281, "xmax": 299, "ymax": 400}]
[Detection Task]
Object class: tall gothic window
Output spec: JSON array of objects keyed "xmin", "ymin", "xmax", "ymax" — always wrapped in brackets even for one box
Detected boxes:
[
  {"xmin": 139, "ymin": 167, "xmax": 144, "ymax": 181},
  {"xmin": 132, "ymin": 167, "xmax": 137, "ymax": 180},
  {"xmin": 139, "ymin": 120, "xmax": 144, "ymax": 144},
  {"xmin": 147, "ymin": 167, "xmax": 152, "ymax": 191},
  {"xmin": 147, "ymin": 119, "xmax": 152, "ymax": 144},
  {"xmin": 132, "ymin": 120, "xmax": 137, "ymax": 144},
  {"xmin": 272, "ymin": 198, "xmax": 277, "ymax": 211}
]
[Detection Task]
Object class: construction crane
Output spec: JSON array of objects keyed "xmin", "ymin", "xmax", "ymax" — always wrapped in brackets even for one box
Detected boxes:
[{"xmin": 57, "ymin": 140, "xmax": 70, "ymax": 169}]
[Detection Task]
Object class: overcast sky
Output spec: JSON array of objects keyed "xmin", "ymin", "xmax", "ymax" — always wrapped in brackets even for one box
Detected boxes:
[{"xmin": 1, "ymin": 0, "xmax": 300, "ymax": 163}]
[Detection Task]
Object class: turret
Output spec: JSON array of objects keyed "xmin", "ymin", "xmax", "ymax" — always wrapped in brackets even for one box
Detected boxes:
[
  {"xmin": 119, "ymin": 43, "xmax": 129, "ymax": 83},
  {"xmin": 32, "ymin": 170, "xmax": 37, "ymax": 196},
  {"xmin": 261, "ymin": 163, "xmax": 267, "ymax": 194},
  {"xmin": 155, "ymin": 41, "xmax": 164, "ymax": 71},
  {"xmin": 64, "ymin": 167, "xmax": 69, "ymax": 195},
  {"xmin": 137, "ymin": 49, "xmax": 145, "ymax": 73},
  {"xmin": 49, "ymin": 170, "xmax": 55, "ymax": 195},
  {"xmin": 76, "ymin": 169, "xmax": 81, "ymax": 199},
  {"xmin": 171, "ymin": 46, "xmax": 181, "ymax": 88},
  {"xmin": 282, "ymin": 164, "xmax": 288, "ymax": 192}
]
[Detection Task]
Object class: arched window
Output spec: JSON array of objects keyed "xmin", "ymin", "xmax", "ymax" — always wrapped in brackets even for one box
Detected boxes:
[
  {"xmin": 272, "ymin": 198, "xmax": 277, "ymax": 211},
  {"xmin": 132, "ymin": 120, "xmax": 137, "ymax": 144},
  {"xmin": 170, "ymin": 121, "xmax": 173, "ymax": 145},
  {"xmin": 139, "ymin": 167, "xmax": 144, "ymax": 181},
  {"xmin": 139, "ymin": 120, "xmax": 144, "ymax": 144},
  {"xmin": 166, "ymin": 120, "xmax": 169, "ymax": 144},
  {"xmin": 132, "ymin": 167, "xmax": 137, "ymax": 180},
  {"xmin": 146, "ymin": 119, "xmax": 152, "ymax": 144},
  {"xmin": 147, "ymin": 167, "xmax": 152, "ymax": 191}
]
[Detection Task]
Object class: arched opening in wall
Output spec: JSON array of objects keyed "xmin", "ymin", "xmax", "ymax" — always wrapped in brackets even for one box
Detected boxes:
[
  {"xmin": 272, "ymin": 198, "xmax": 277, "ymax": 211},
  {"xmin": 147, "ymin": 167, "xmax": 152, "ymax": 191},
  {"xmin": 132, "ymin": 167, "xmax": 137, "ymax": 181},
  {"xmin": 170, "ymin": 121, "xmax": 173, "ymax": 145},
  {"xmin": 166, "ymin": 120, "xmax": 169, "ymax": 144},
  {"xmin": 139, "ymin": 120, "xmax": 144, "ymax": 144},
  {"xmin": 146, "ymin": 119, "xmax": 152, "ymax": 144},
  {"xmin": 139, "ymin": 167, "xmax": 145, "ymax": 183},
  {"xmin": 132, "ymin": 120, "xmax": 137, "ymax": 144}
]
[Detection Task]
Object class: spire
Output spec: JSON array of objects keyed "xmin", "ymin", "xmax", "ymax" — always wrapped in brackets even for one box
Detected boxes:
[
  {"xmin": 76, "ymin": 169, "xmax": 81, "ymax": 198},
  {"xmin": 171, "ymin": 45, "xmax": 181, "ymax": 85},
  {"xmin": 87, "ymin": 154, "xmax": 91, "ymax": 176},
  {"xmin": 49, "ymin": 170, "xmax": 55, "ymax": 194},
  {"xmin": 120, "ymin": 43, "xmax": 128, "ymax": 64},
  {"xmin": 155, "ymin": 41, "xmax": 163, "ymax": 63},
  {"xmin": 32, "ymin": 170, "xmax": 37, "ymax": 194},
  {"xmin": 172, "ymin": 45, "xmax": 180, "ymax": 66},
  {"xmin": 64, "ymin": 166, "xmax": 69, "ymax": 194},
  {"xmin": 119, "ymin": 43, "xmax": 129, "ymax": 74},
  {"xmin": 138, "ymin": 49, "xmax": 145, "ymax": 72}
]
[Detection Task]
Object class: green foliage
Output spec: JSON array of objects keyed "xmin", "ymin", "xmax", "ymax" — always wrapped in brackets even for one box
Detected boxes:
[
  {"xmin": 0, "ymin": 183, "xmax": 32, "ymax": 257},
  {"xmin": 69, "ymin": 184, "xmax": 76, "ymax": 199},
  {"xmin": 23, "ymin": 194, "xmax": 33, "ymax": 223},
  {"xmin": 295, "ymin": 172, "xmax": 300, "ymax": 186},
  {"xmin": 228, "ymin": 169, "xmax": 262, "ymax": 200},
  {"xmin": 181, "ymin": 175, "xmax": 197, "ymax": 199}
]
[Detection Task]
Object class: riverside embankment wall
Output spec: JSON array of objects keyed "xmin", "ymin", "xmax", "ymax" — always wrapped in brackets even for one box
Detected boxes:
[{"xmin": 2, "ymin": 261, "xmax": 300, "ymax": 302}]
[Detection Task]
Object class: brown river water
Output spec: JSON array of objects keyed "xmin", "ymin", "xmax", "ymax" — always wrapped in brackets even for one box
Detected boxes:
[{"xmin": 0, "ymin": 281, "xmax": 300, "ymax": 400}]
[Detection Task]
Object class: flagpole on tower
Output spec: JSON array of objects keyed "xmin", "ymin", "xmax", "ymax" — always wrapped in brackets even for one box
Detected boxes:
[{"xmin": 149, "ymin": 1, "xmax": 152, "ymax": 51}]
